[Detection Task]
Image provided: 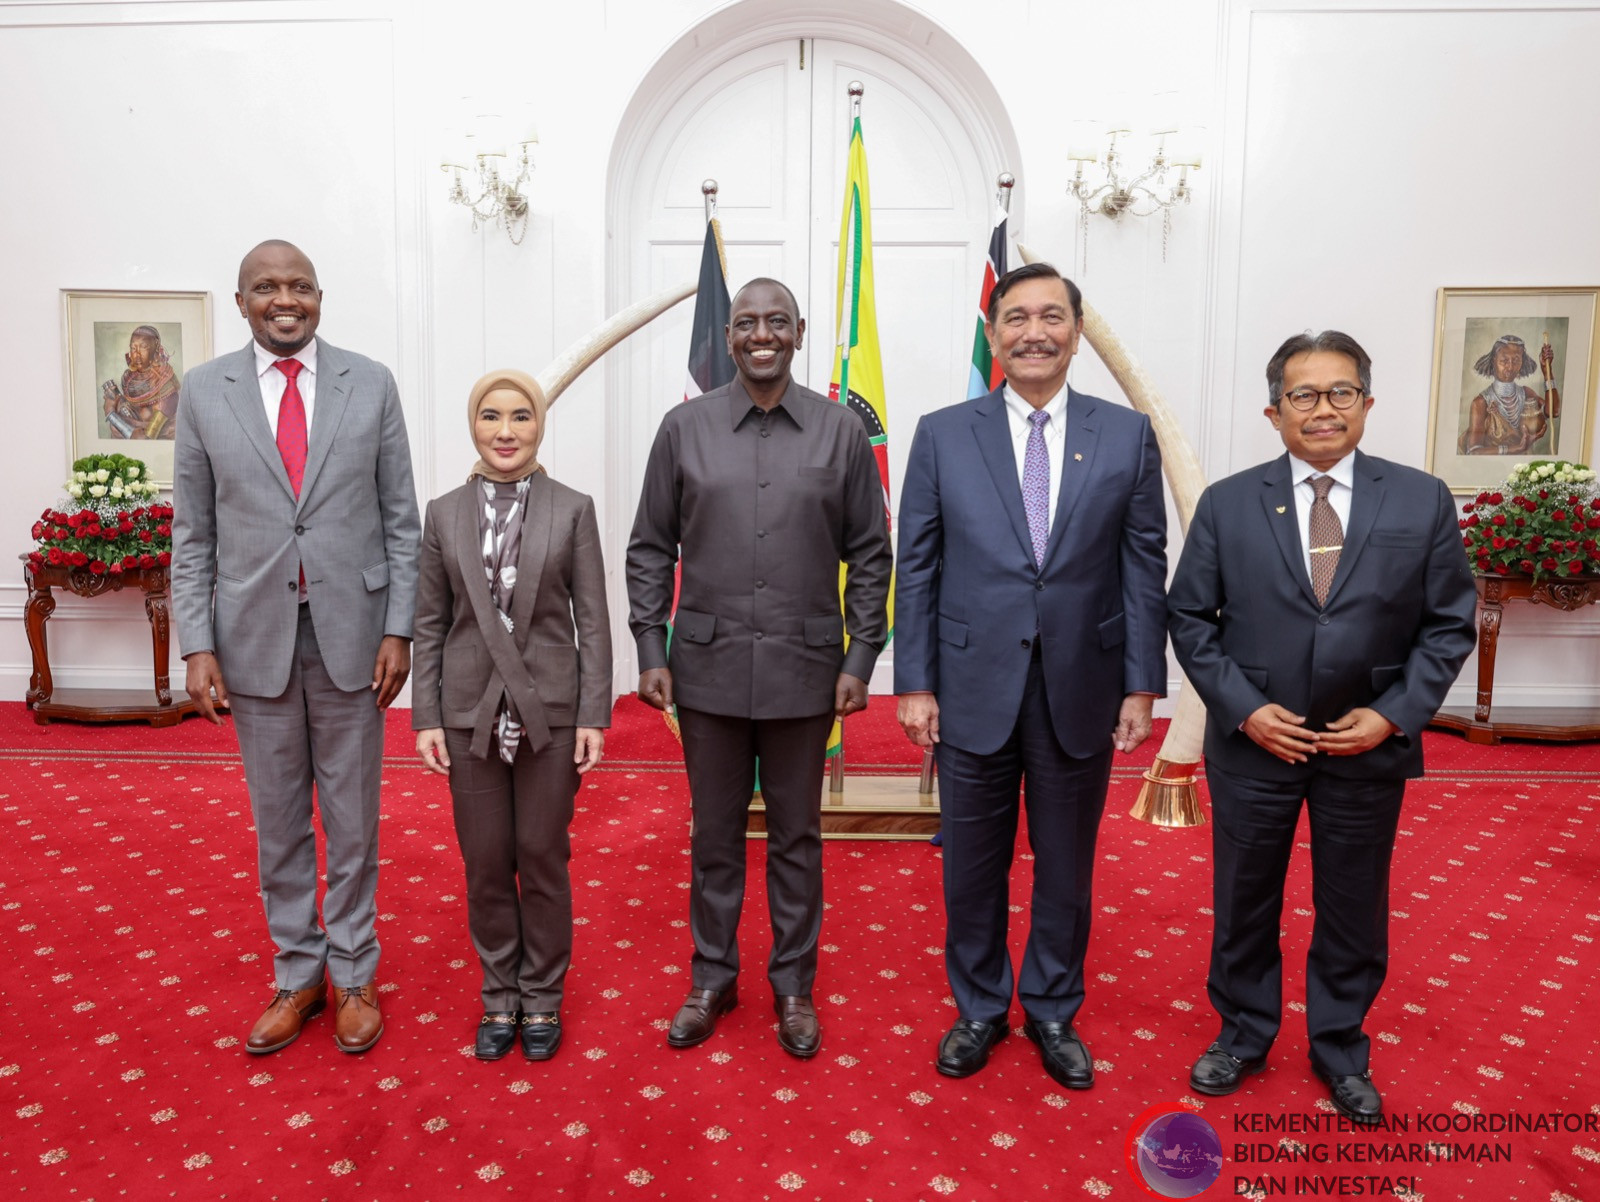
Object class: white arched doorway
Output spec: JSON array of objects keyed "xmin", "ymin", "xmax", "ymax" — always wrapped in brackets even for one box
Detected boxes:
[{"xmin": 605, "ymin": 1, "xmax": 1022, "ymax": 690}]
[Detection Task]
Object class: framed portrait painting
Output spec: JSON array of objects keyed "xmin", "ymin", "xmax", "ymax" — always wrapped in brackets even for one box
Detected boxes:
[
  {"xmin": 62, "ymin": 289, "xmax": 212, "ymax": 488},
  {"xmin": 1426, "ymin": 286, "xmax": 1599, "ymax": 493}
]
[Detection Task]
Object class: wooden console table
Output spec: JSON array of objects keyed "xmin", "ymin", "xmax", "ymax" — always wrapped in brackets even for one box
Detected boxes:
[
  {"xmin": 24, "ymin": 561, "xmax": 201, "ymax": 727},
  {"xmin": 1430, "ymin": 574, "xmax": 1600, "ymax": 745}
]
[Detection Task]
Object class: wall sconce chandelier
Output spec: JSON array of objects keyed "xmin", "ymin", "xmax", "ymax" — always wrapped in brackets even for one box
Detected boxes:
[
  {"xmin": 441, "ymin": 120, "xmax": 538, "ymax": 245},
  {"xmin": 1067, "ymin": 102, "xmax": 1203, "ymax": 267}
]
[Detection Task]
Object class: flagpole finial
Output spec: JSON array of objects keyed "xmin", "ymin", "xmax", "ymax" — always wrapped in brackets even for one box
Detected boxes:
[
  {"xmin": 997, "ymin": 172, "xmax": 1015, "ymax": 212},
  {"xmin": 702, "ymin": 179, "xmax": 719, "ymax": 222},
  {"xmin": 848, "ymin": 79, "xmax": 863, "ymax": 122}
]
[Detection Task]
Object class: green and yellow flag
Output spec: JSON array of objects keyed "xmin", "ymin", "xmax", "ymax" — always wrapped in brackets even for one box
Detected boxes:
[{"xmin": 827, "ymin": 110, "xmax": 894, "ymax": 759}]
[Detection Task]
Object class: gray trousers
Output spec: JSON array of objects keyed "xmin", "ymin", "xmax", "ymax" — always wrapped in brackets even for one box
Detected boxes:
[
  {"xmin": 229, "ymin": 605, "xmax": 385, "ymax": 990},
  {"xmin": 677, "ymin": 706, "xmax": 833, "ymax": 996},
  {"xmin": 444, "ymin": 726, "xmax": 579, "ymax": 1013}
]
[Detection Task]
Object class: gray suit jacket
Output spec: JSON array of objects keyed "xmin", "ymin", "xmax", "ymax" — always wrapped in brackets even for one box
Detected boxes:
[
  {"xmin": 171, "ymin": 338, "xmax": 421, "ymax": 696},
  {"xmin": 411, "ymin": 473, "xmax": 612, "ymax": 755}
]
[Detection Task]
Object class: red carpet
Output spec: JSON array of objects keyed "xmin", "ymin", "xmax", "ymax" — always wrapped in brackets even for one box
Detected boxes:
[{"xmin": 1, "ymin": 697, "xmax": 1596, "ymax": 1200}]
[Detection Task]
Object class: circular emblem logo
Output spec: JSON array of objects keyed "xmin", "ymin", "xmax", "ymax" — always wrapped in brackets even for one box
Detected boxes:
[{"xmin": 1125, "ymin": 1106, "xmax": 1224, "ymax": 1198}]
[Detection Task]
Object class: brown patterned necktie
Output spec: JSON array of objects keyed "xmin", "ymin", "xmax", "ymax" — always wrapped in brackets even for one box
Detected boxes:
[{"xmin": 1308, "ymin": 474, "xmax": 1343, "ymax": 605}]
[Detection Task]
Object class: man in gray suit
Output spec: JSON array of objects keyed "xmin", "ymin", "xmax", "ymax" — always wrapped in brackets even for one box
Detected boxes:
[
  {"xmin": 172, "ymin": 240, "xmax": 420, "ymax": 1055},
  {"xmin": 626, "ymin": 278, "xmax": 892, "ymax": 1058}
]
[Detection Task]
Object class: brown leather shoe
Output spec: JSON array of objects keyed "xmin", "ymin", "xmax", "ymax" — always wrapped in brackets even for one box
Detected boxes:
[
  {"xmin": 774, "ymin": 994, "xmax": 820, "ymax": 1059},
  {"xmin": 332, "ymin": 983, "xmax": 383, "ymax": 1053},
  {"xmin": 246, "ymin": 982, "xmax": 327, "ymax": 1055},
  {"xmin": 667, "ymin": 985, "xmax": 737, "ymax": 1048}
]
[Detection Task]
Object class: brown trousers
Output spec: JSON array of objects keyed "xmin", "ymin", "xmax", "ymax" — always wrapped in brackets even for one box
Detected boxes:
[{"xmin": 444, "ymin": 727, "xmax": 579, "ymax": 1012}]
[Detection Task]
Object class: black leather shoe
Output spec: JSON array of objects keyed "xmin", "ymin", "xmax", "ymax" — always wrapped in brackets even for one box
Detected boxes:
[
  {"xmin": 667, "ymin": 986, "xmax": 737, "ymax": 1048},
  {"xmin": 1313, "ymin": 1063, "xmax": 1382, "ymax": 1125},
  {"xmin": 1022, "ymin": 1020, "xmax": 1094, "ymax": 1090},
  {"xmin": 1190, "ymin": 1042, "xmax": 1267, "ymax": 1096},
  {"xmin": 475, "ymin": 1011, "xmax": 520, "ymax": 1061},
  {"xmin": 520, "ymin": 1012, "xmax": 562, "ymax": 1061},
  {"xmin": 936, "ymin": 1018, "xmax": 1008, "ymax": 1078},
  {"xmin": 774, "ymin": 995, "xmax": 821, "ymax": 1059}
]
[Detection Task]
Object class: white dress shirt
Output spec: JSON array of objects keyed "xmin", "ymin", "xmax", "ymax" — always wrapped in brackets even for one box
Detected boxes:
[
  {"xmin": 253, "ymin": 338, "xmax": 318, "ymax": 437},
  {"xmin": 1289, "ymin": 453, "xmax": 1354, "ymax": 580},
  {"xmin": 1003, "ymin": 382, "xmax": 1069, "ymax": 534}
]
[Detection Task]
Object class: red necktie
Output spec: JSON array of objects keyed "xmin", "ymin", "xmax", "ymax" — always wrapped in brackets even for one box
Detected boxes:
[
  {"xmin": 274, "ymin": 359, "xmax": 307, "ymax": 594},
  {"xmin": 274, "ymin": 359, "xmax": 308, "ymax": 497}
]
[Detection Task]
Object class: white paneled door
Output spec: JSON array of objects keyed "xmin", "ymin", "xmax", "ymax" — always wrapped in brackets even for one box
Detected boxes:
[{"xmin": 615, "ymin": 37, "xmax": 1000, "ymax": 688}]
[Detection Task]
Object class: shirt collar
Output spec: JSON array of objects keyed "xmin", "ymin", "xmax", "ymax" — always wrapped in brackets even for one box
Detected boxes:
[
  {"xmin": 1002, "ymin": 382, "xmax": 1068, "ymax": 429},
  {"xmin": 253, "ymin": 337, "xmax": 318, "ymax": 380},
  {"xmin": 729, "ymin": 376, "xmax": 804, "ymax": 430},
  {"xmin": 1289, "ymin": 452, "xmax": 1355, "ymax": 490}
]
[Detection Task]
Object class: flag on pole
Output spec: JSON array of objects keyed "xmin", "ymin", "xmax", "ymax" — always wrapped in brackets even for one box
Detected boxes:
[
  {"xmin": 684, "ymin": 219, "xmax": 735, "ymax": 401},
  {"xmin": 968, "ymin": 206, "xmax": 1009, "ymax": 399},
  {"xmin": 826, "ymin": 110, "xmax": 894, "ymax": 760},
  {"xmin": 664, "ymin": 217, "xmax": 734, "ymax": 741}
]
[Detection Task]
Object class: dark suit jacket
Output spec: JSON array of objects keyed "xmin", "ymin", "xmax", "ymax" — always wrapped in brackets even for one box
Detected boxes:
[
  {"xmin": 625, "ymin": 379, "xmax": 892, "ymax": 720},
  {"xmin": 411, "ymin": 473, "xmax": 612, "ymax": 756},
  {"xmin": 894, "ymin": 385, "xmax": 1169, "ymax": 758},
  {"xmin": 172, "ymin": 338, "xmax": 420, "ymax": 696},
  {"xmin": 1168, "ymin": 450, "xmax": 1476, "ymax": 782}
]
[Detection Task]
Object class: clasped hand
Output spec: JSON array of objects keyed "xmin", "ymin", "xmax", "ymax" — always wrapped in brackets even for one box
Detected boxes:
[{"xmin": 1243, "ymin": 703, "xmax": 1396, "ymax": 764}]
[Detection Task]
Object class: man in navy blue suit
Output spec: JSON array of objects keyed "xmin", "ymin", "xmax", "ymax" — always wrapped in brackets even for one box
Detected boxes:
[
  {"xmin": 895, "ymin": 262, "xmax": 1169, "ymax": 1087},
  {"xmin": 1168, "ymin": 330, "xmax": 1475, "ymax": 1124}
]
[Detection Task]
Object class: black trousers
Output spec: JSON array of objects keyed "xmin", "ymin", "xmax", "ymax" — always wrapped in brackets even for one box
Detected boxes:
[
  {"xmin": 936, "ymin": 652, "xmax": 1113, "ymax": 1025},
  {"xmin": 676, "ymin": 706, "xmax": 834, "ymax": 996},
  {"xmin": 1206, "ymin": 762, "xmax": 1406, "ymax": 1076}
]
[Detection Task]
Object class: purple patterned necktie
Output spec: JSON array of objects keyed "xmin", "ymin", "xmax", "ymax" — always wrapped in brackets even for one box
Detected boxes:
[
  {"xmin": 1308, "ymin": 474, "xmax": 1343, "ymax": 605},
  {"xmin": 1023, "ymin": 408, "xmax": 1051, "ymax": 566}
]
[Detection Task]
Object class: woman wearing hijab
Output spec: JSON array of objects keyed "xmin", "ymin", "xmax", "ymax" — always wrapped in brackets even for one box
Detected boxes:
[{"xmin": 412, "ymin": 369, "xmax": 611, "ymax": 1061}]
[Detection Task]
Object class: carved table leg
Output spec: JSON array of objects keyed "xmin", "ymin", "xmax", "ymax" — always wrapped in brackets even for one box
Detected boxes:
[
  {"xmin": 24, "ymin": 572, "xmax": 57, "ymax": 719},
  {"xmin": 145, "ymin": 586, "xmax": 175, "ymax": 708},
  {"xmin": 1473, "ymin": 597, "xmax": 1503, "ymax": 727}
]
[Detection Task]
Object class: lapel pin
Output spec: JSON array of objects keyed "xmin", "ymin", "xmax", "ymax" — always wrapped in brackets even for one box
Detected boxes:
[
  {"xmin": 1275, "ymin": 505, "xmax": 1286, "ymax": 514},
  {"xmin": 1073, "ymin": 453, "xmax": 1083, "ymax": 461}
]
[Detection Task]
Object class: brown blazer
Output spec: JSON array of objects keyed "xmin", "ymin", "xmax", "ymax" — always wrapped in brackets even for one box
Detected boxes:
[{"xmin": 412, "ymin": 473, "xmax": 612, "ymax": 755}]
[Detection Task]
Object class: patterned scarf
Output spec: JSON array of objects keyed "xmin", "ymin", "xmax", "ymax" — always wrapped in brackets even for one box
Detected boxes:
[{"xmin": 479, "ymin": 476, "xmax": 532, "ymax": 763}]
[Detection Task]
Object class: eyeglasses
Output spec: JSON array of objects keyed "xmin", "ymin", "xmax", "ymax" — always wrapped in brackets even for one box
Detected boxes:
[{"xmin": 1281, "ymin": 386, "xmax": 1365, "ymax": 411}]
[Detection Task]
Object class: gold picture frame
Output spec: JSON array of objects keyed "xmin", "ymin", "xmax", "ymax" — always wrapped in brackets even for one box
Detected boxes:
[
  {"xmin": 62, "ymin": 289, "xmax": 213, "ymax": 488},
  {"xmin": 1426, "ymin": 285, "xmax": 1599, "ymax": 493}
]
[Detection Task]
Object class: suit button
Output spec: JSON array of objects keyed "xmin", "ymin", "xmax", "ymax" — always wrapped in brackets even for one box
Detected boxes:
[
  {"xmin": 288, "ymin": 582, "xmax": 297, "ymax": 591},
  {"xmin": 756, "ymin": 580, "xmax": 766, "ymax": 589},
  {"xmin": 1318, "ymin": 613, "xmax": 1330, "ymax": 626},
  {"xmin": 294, "ymin": 524, "xmax": 305, "ymax": 535},
  {"xmin": 1034, "ymin": 581, "xmax": 1044, "ymax": 591},
  {"xmin": 754, "ymin": 631, "xmax": 764, "ymax": 640},
  {"xmin": 759, "ymin": 480, "xmax": 770, "ymax": 488},
  {"xmin": 757, "ymin": 530, "xmax": 767, "ymax": 539},
  {"xmin": 1020, "ymin": 638, "xmax": 1031, "ymax": 649}
]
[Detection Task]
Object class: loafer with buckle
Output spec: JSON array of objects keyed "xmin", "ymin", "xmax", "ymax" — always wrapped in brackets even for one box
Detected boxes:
[
  {"xmin": 246, "ymin": 981, "xmax": 327, "ymax": 1055},
  {"xmin": 1314, "ymin": 1063, "xmax": 1383, "ymax": 1125},
  {"xmin": 475, "ymin": 1011, "xmax": 520, "ymax": 1061},
  {"xmin": 667, "ymin": 985, "xmax": 737, "ymax": 1048},
  {"xmin": 1190, "ymin": 1042, "xmax": 1267, "ymax": 1095},
  {"xmin": 936, "ymin": 1018, "xmax": 1008, "ymax": 1078},
  {"xmin": 332, "ymin": 983, "xmax": 383, "ymax": 1053},
  {"xmin": 520, "ymin": 1012, "xmax": 562, "ymax": 1061},
  {"xmin": 774, "ymin": 995, "xmax": 820, "ymax": 1059},
  {"xmin": 1022, "ymin": 1019, "xmax": 1094, "ymax": 1090}
]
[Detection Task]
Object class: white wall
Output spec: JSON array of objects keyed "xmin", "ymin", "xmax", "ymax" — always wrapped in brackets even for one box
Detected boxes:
[{"xmin": 3, "ymin": 0, "xmax": 1597, "ymax": 711}]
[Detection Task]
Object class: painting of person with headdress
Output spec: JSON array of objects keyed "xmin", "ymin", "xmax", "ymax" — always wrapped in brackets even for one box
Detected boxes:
[
  {"xmin": 1457, "ymin": 329, "xmax": 1560, "ymax": 456},
  {"xmin": 101, "ymin": 324, "xmax": 181, "ymax": 440}
]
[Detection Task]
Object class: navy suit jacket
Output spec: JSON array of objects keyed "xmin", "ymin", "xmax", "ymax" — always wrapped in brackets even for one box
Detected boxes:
[
  {"xmin": 1168, "ymin": 450, "xmax": 1476, "ymax": 782},
  {"xmin": 894, "ymin": 385, "xmax": 1169, "ymax": 757}
]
